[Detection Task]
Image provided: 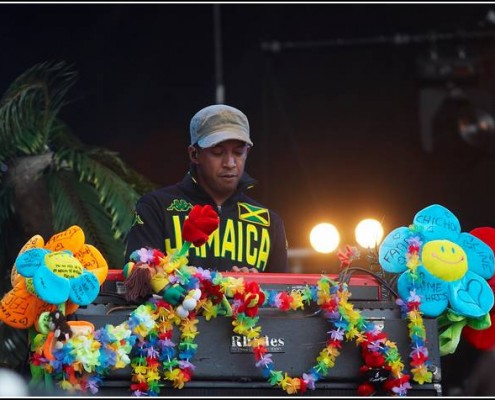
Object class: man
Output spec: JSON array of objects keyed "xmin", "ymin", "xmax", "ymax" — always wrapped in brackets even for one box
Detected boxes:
[{"xmin": 125, "ymin": 104, "xmax": 289, "ymax": 273}]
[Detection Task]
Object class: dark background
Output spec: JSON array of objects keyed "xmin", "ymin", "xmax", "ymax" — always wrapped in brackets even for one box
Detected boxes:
[
  {"xmin": 3, "ymin": 2, "xmax": 495, "ymax": 271},
  {"xmin": 2, "ymin": 3, "xmax": 495, "ymax": 395}
]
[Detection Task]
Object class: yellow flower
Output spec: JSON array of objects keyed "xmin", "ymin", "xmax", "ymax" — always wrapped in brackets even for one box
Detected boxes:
[
  {"xmin": 280, "ymin": 374, "xmax": 299, "ymax": 393},
  {"xmin": 182, "ymin": 330, "xmax": 199, "ymax": 340},
  {"xmin": 172, "ymin": 373, "xmax": 187, "ymax": 389},
  {"xmin": 389, "ymin": 359, "xmax": 405, "ymax": 375},
  {"xmin": 202, "ymin": 299, "xmax": 218, "ymax": 321},
  {"xmin": 325, "ymin": 345, "xmax": 340, "ymax": 358},
  {"xmin": 133, "ymin": 365, "xmax": 147, "ymax": 375},
  {"xmin": 246, "ymin": 326, "xmax": 262, "ymax": 339},
  {"xmin": 289, "ymin": 291, "xmax": 304, "ymax": 310},
  {"xmin": 221, "ymin": 277, "xmax": 245, "ymax": 297},
  {"xmin": 384, "ymin": 340, "xmax": 397, "ymax": 350},
  {"xmin": 164, "ymin": 368, "xmax": 181, "ymax": 382},
  {"xmin": 354, "ymin": 332, "xmax": 366, "ymax": 345},
  {"xmin": 146, "ymin": 370, "xmax": 160, "ymax": 382},
  {"xmin": 181, "ymin": 317, "xmax": 199, "ymax": 333},
  {"xmin": 232, "ymin": 319, "xmax": 250, "ymax": 335},
  {"xmin": 338, "ymin": 289, "xmax": 351, "ymax": 302},
  {"xmin": 316, "ymin": 352, "xmax": 335, "ymax": 368},
  {"xmin": 411, "ymin": 365, "xmax": 433, "ymax": 384},
  {"xmin": 59, "ymin": 380, "xmax": 75, "ymax": 392},
  {"xmin": 249, "ymin": 337, "xmax": 266, "ymax": 348},
  {"xmin": 345, "ymin": 327, "xmax": 359, "ymax": 340}
]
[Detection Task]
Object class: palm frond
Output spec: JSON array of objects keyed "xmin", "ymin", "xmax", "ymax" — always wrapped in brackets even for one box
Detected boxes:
[
  {"xmin": 0, "ymin": 61, "xmax": 77, "ymax": 164},
  {"xmin": 0, "ymin": 186, "xmax": 15, "ymax": 232},
  {"xmin": 0, "ymin": 321, "xmax": 28, "ymax": 370},
  {"xmin": 53, "ymin": 147, "xmax": 147, "ymax": 238},
  {"xmin": 46, "ymin": 171, "xmax": 126, "ymax": 268}
]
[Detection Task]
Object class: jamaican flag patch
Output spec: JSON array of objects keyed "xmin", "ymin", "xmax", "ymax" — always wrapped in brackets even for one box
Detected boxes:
[{"xmin": 238, "ymin": 202, "xmax": 270, "ymax": 227}]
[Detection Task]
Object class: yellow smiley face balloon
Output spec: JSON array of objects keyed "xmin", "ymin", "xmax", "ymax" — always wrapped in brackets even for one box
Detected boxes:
[{"xmin": 421, "ymin": 239, "xmax": 468, "ymax": 282}]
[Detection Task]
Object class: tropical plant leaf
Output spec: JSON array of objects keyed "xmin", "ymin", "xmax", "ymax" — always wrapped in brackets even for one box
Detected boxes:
[
  {"xmin": 46, "ymin": 171, "xmax": 126, "ymax": 268},
  {"xmin": 52, "ymin": 147, "xmax": 142, "ymax": 239},
  {"xmin": 0, "ymin": 321, "xmax": 29, "ymax": 370},
  {"xmin": 0, "ymin": 61, "xmax": 77, "ymax": 166},
  {"xmin": 0, "ymin": 60, "xmax": 157, "ymax": 276}
]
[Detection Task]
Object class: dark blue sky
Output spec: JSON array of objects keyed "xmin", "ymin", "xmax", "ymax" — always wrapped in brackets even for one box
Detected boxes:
[{"xmin": 2, "ymin": 2, "xmax": 495, "ymax": 251}]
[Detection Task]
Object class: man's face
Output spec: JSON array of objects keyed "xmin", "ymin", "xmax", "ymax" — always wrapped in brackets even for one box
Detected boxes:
[{"xmin": 192, "ymin": 139, "xmax": 250, "ymax": 202}]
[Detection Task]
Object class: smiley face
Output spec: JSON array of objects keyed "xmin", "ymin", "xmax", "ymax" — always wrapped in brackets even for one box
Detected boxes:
[{"xmin": 421, "ymin": 239, "xmax": 468, "ymax": 281}]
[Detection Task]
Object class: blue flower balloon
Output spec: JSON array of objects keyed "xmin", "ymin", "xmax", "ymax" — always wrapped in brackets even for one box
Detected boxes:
[
  {"xmin": 15, "ymin": 248, "xmax": 100, "ymax": 306},
  {"xmin": 379, "ymin": 204, "xmax": 495, "ymax": 318}
]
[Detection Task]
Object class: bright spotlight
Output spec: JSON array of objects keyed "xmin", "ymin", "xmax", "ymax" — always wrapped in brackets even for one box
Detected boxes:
[
  {"xmin": 310, "ymin": 223, "xmax": 340, "ymax": 254},
  {"xmin": 355, "ymin": 219, "xmax": 384, "ymax": 249}
]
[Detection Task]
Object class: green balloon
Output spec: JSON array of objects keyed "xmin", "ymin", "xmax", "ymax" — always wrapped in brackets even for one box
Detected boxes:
[{"xmin": 162, "ymin": 284, "xmax": 186, "ymax": 305}]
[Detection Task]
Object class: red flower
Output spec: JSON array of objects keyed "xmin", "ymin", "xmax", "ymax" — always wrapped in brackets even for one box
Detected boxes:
[
  {"xmin": 131, "ymin": 382, "xmax": 149, "ymax": 392},
  {"xmin": 182, "ymin": 205, "xmax": 219, "ymax": 246},
  {"xmin": 151, "ymin": 249, "xmax": 166, "ymax": 264},
  {"xmin": 357, "ymin": 382, "xmax": 375, "ymax": 396},
  {"xmin": 338, "ymin": 245, "xmax": 360, "ymax": 268},
  {"xmin": 159, "ymin": 330, "xmax": 172, "ymax": 340},
  {"xmin": 147, "ymin": 357, "xmax": 160, "ymax": 368},
  {"xmin": 235, "ymin": 281, "xmax": 265, "ymax": 317},
  {"xmin": 181, "ymin": 368, "xmax": 192, "ymax": 382},
  {"xmin": 407, "ymin": 301, "xmax": 421, "ymax": 311},
  {"xmin": 253, "ymin": 345, "xmax": 268, "ymax": 360},
  {"xmin": 30, "ymin": 352, "xmax": 44, "ymax": 366},
  {"xmin": 320, "ymin": 297, "xmax": 338, "ymax": 312},
  {"xmin": 297, "ymin": 377, "xmax": 307, "ymax": 394},
  {"xmin": 201, "ymin": 279, "xmax": 224, "ymax": 305},
  {"xmin": 364, "ymin": 351, "xmax": 385, "ymax": 368},
  {"xmin": 328, "ymin": 339, "xmax": 342, "ymax": 348},
  {"xmin": 410, "ymin": 352, "xmax": 428, "ymax": 367},
  {"xmin": 277, "ymin": 292, "xmax": 292, "ymax": 311}
]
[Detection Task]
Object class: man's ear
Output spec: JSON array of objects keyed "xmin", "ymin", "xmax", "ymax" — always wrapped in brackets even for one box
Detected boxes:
[{"xmin": 188, "ymin": 145, "xmax": 199, "ymax": 164}]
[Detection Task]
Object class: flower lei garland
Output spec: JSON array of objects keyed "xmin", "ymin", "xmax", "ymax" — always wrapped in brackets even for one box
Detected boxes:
[
  {"xmin": 233, "ymin": 276, "xmax": 412, "ymax": 396},
  {"xmin": 337, "ymin": 241, "xmax": 433, "ymax": 389},
  {"xmin": 394, "ymin": 231, "xmax": 433, "ymax": 385},
  {"xmin": 26, "ymin": 204, "xmax": 433, "ymax": 396},
  {"xmin": 30, "ymin": 261, "xmax": 426, "ymax": 396}
]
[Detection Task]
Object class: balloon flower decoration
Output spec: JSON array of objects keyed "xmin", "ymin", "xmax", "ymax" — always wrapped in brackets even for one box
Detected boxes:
[
  {"xmin": 378, "ymin": 204, "xmax": 495, "ymax": 356},
  {"xmin": 0, "ymin": 226, "xmax": 108, "ymax": 391}
]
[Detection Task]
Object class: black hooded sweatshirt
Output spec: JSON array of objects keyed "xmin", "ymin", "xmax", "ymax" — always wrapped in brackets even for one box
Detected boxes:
[{"xmin": 125, "ymin": 167, "xmax": 288, "ymax": 272}]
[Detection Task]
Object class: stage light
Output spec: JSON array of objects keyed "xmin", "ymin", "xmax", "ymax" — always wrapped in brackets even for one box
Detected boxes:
[
  {"xmin": 355, "ymin": 219, "xmax": 384, "ymax": 249},
  {"xmin": 418, "ymin": 65, "xmax": 495, "ymax": 154},
  {"xmin": 309, "ymin": 223, "xmax": 340, "ymax": 254},
  {"xmin": 458, "ymin": 108, "xmax": 495, "ymax": 149}
]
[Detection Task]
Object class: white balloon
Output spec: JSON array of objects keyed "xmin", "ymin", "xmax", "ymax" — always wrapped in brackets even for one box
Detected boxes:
[
  {"xmin": 176, "ymin": 305, "xmax": 189, "ymax": 319},
  {"xmin": 0, "ymin": 368, "xmax": 29, "ymax": 396}
]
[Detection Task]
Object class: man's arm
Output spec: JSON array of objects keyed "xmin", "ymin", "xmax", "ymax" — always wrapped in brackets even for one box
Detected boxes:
[{"xmin": 266, "ymin": 213, "xmax": 289, "ymax": 273}]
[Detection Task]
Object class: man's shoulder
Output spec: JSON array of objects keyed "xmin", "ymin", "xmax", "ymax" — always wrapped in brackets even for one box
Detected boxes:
[{"xmin": 138, "ymin": 184, "xmax": 183, "ymax": 205}]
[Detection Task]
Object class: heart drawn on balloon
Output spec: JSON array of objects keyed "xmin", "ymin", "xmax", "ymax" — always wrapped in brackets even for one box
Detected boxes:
[{"xmin": 457, "ymin": 278, "xmax": 483, "ymax": 306}]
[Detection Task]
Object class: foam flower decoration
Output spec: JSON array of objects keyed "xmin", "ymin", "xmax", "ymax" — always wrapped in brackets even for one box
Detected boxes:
[
  {"xmin": 181, "ymin": 204, "xmax": 219, "ymax": 247},
  {"xmin": 379, "ymin": 204, "xmax": 495, "ymax": 318},
  {"xmin": 15, "ymin": 248, "xmax": 101, "ymax": 306},
  {"xmin": 0, "ymin": 226, "xmax": 108, "ymax": 330}
]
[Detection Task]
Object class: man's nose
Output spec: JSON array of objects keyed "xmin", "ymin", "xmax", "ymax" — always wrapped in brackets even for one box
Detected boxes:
[{"xmin": 223, "ymin": 153, "xmax": 236, "ymax": 167}]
